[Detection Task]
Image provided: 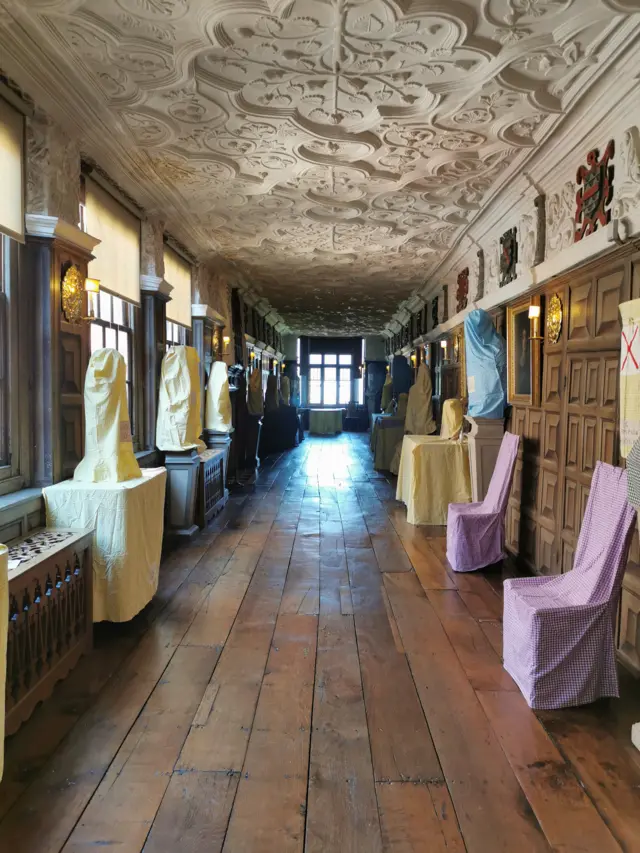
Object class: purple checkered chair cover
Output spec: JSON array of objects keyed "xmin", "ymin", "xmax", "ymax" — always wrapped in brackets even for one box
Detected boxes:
[
  {"xmin": 503, "ymin": 462, "xmax": 636, "ymax": 710},
  {"xmin": 446, "ymin": 432, "xmax": 520, "ymax": 573}
]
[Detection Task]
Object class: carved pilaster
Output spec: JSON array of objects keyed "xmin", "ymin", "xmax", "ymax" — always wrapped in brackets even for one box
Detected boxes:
[
  {"xmin": 476, "ymin": 249, "xmax": 485, "ymax": 301},
  {"xmin": 141, "ymin": 275, "xmax": 172, "ymax": 451},
  {"xmin": 140, "ymin": 215, "xmax": 165, "ymax": 278},
  {"xmin": 534, "ymin": 193, "xmax": 546, "ymax": 266},
  {"xmin": 26, "ymin": 110, "xmax": 80, "ymax": 227}
]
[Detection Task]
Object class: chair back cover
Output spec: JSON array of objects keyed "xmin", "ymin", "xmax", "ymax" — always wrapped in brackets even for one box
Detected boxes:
[
  {"xmin": 265, "ymin": 374, "xmax": 280, "ymax": 412},
  {"xmin": 440, "ymin": 399, "xmax": 463, "ymax": 439},
  {"xmin": 380, "ymin": 373, "xmax": 392, "ymax": 412},
  {"xmin": 392, "ymin": 355, "xmax": 412, "ymax": 395},
  {"xmin": 281, "ymin": 375, "xmax": 291, "ymax": 405},
  {"xmin": 482, "ymin": 431, "xmax": 520, "ymax": 513},
  {"xmin": 570, "ymin": 462, "xmax": 636, "ymax": 606},
  {"xmin": 396, "ymin": 392, "xmax": 408, "ymax": 420},
  {"xmin": 156, "ymin": 345, "xmax": 204, "ymax": 452},
  {"xmin": 75, "ymin": 348, "xmax": 142, "ymax": 482},
  {"xmin": 247, "ymin": 366, "xmax": 264, "ymax": 416},
  {"xmin": 464, "ymin": 308, "xmax": 507, "ymax": 419},
  {"xmin": 405, "ymin": 363, "xmax": 436, "ymax": 435},
  {"xmin": 204, "ymin": 361, "xmax": 232, "ymax": 433}
]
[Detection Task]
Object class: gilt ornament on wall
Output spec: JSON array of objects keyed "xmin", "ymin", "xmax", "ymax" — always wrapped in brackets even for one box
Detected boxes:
[
  {"xmin": 574, "ymin": 140, "xmax": 615, "ymax": 241},
  {"xmin": 61, "ymin": 264, "xmax": 84, "ymax": 325},
  {"xmin": 546, "ymin": 293, "xmax": 563, "ymax": 345},
  {"xmin": 499, "ymin": 227, "xmax": 518, "ymax": 287},
  {"xmin": 456, "ymin": 268, "xmax": 469, "ymax": 313}
]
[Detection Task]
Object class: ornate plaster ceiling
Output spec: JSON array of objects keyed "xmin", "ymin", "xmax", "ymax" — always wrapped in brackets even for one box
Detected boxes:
[{"xmin": 2, "ymin": 0, "xmax": 639, "ymax": 333}]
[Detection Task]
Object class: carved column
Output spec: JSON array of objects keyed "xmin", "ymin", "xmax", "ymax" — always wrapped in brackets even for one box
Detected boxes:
[
  {"xmin": 465, "ymin": 416, "xmax": 505, "ymax": 503},
  {"xmin": 192, "ymin": 303, "xmax": 225, "ymax": 425}
]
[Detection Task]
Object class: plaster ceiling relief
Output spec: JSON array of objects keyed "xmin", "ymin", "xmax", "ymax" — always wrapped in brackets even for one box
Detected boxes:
[{"xmin": 4, "ymin": 0, "xmax": 640, "ymax": 334}]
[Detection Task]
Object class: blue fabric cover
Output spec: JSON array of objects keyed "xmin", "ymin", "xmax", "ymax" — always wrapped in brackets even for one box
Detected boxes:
[
  {"xmin": 464, "ymin": 309, "xmax": 507, "ymax": 419},
  {"xmin": 391, "ymin": 355, "xmax": 412, "ymax": 395}
]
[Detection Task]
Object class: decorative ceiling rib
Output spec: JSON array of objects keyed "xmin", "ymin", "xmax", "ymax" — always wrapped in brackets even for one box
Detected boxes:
[{"xmin": 1, "ymin": 0, "xmax": 638, "ymax": 334}]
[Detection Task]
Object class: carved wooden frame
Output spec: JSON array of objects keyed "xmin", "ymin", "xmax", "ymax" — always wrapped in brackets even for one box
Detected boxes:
[{"xmin": 507, "ymin": 294, "xmax": 541, "ymax": 407}]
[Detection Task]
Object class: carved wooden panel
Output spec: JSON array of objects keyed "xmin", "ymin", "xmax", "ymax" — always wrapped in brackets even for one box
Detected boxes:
[
  {"xmin": 537, "ymin": 526, "xmax": 556, "ymax": 575},
  {"xmin": 568, "ymin": 280, "xmax": 593, "ymax": 342},
  {"xmin": 512, "ymin": 407, "xmax": 526, "ymax": 445},
  {"xmin": 542, "ymin": 354, "xmax": 563, "ymax": 407},
  {"xmin": 539, "ymin": 468, "xmax": 558, "ymax": 522},
  {"xmin": 61, "ymin": 406, "xmax": 83, "ymax": 479},
  {"xmin": 521, "ymin": 461, "xmax": 539, "ymax": 511},
  {"xmin": 568, "ymin": 358, "xmax": 583, "ymax": 405},
  {"xmin": 581, "ymin": 416, "xmax": 598, "ymax": 476},
  {"xmin": 520, "ymin": 513, "xmax": 537, "ymax": 566},
  {"xmin": 603, "ymin": 356, "xmax": 618, "ymax": 410},
  {"xmin": 595, "ymin": 269, "xmax": 624, "ymax": 342},
  {"xmin": 511, "ymin": 457, "xmax": 522, "ymax": 503},
  {"xmin": 507, "ymin": 505, "xmax": 520, "ymax": 552},
  {"xmin": 561, "ymin": 541, "xmax": 575, "ymax": 574},
  {"xmin": 563, "ymin": 478, "xmax": 578, "ymax": 537},
  {"xmin": 584, "ymin": 358, "xmax": 600, "ymax": 406},
  {"xmin": 600, "ymin": 419, "xmax": 616, "ymax": 466},
  {"xmin": 60, "ymin": 333, "xmax": 83, "ymax": 394},
  {"xmin": 618, "ymin": 587, "xmax": 640, "ymax": 676},
  {"xmin": 526, "ymin": 408, "xmax": 543, "ymax": 453},
  {"xmin": 565, "ymin": 414, "xmax": 581, "ymax": 472},
  {"xmin": 542, "ymin": 412, "xmax": 561, "ymax": 466}
]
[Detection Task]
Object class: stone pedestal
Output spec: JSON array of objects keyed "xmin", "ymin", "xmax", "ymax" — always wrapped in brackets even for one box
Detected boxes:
[
  {"xmin": 164, "ymin": 448, "xmax": 200, "ymax": 538},
  {"xmin": 466, "ymin": 416, "xmax": 505, "ymax": 503},
  {"xmin": 203, "ymin": 428, "xmax": 233, "ymax": 497}
]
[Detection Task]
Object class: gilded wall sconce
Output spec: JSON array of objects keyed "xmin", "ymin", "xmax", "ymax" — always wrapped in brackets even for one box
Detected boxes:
[
  {"xmin": 546, "ymin": 294, "xmax": 563, "ymax": 344},
  {"xmin": 61, "ymin": 264, "xmax": 100, "ymax": 324}
]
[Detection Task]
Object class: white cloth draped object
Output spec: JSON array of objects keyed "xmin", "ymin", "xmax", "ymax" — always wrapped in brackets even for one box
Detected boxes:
[
  {"xmin": 247, "ymin": 367, "xmax": 264, "ymax": 416},
  {"xmin": 156, "ymin": 346, "xmax": 204, "ymax": 452},
  {"xmin": 265, "ymin": 374, "xmax": 280, "ymax": 413},
  {"xmin": 281, "ymin": 375, "xmax": 291, "ymax": 406},
  {"xmin": 405, "ymin": 363, "xmax": 436, "ymax": 436},
  {"xmin": 0, "ymin": 544, "xmax": 7, "ymax": 781},
  {"xmin": 380, "ymin": 374, "xmax": 392, "ymax": 412},
  {"xmin": 205, "ymin": 361, "xmax": 232, "ymax": 433},
  {"xmin": 74, "ymin": 348, "xmax": 141, "ymax": 484}
]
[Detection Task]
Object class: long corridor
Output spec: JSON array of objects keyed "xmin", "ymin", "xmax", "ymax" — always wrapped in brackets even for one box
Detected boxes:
[{"xmin": 2, "ymin": 435, "xmax": 640, "ymax": 852}]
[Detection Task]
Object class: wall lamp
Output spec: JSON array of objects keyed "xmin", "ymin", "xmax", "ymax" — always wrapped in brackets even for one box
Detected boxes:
[{"xmin": 528, "ymin": 304, "xmax": 543, "ymax": 341}]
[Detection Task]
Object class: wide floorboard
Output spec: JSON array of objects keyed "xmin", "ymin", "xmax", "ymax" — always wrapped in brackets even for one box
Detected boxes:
[{"xmin": 2, "ymin": 433, "xmax": 640, "ymax": 852}]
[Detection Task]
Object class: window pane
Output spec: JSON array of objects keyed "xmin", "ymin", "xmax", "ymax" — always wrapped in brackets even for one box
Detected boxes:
[
  {"xmin": 99, "ymin": 291, "xmax": 111, "ymax": 322},
  {"xmin": 310, "ymin": 367, "xmax": 321, "ymax": 382},
  {"xmin": 324, "ymin": 354, "xmax": 337, "ymax": 364},
  {"xmin": 324, "ymin": 382, "xmax": 337, "ymax": 405},
  {"xmin": 309, "ymin": 381, "xmax": 321, "ymax": 404},
  {"xmin": 90, "ymin": 323, "xmax": 103, "ymax": 353},
  {"xmin": 340, "ymin": 368, "xmax": 350, "ymax": 382},
  {"xmin": 339, "ymin": 381, "xmax": 350, "ymax": 404},
  {"xmin": 117, "ymin": 330, "xmax": 129, "ymax": 366},
  {"xmin": 310, "ymin": 354, "xmax": 322, "ymax": 365},
  {"xmin": 356, "ymin": 378, "xmax": 364, "ymax": 405},
  {"xmin": 112, "ymin": 296, "xmax": 124, "ymax": 326},
  {"xmin": 105, "ymin": 326, "xmax": 117, "ymax": 350},
  {"xmin": 324, "ymin": 367, "xmax": 336, "ymax": 381},
  {"xmin": 339, "ymin": 354, "xmax": 351, "ymax": 365}
]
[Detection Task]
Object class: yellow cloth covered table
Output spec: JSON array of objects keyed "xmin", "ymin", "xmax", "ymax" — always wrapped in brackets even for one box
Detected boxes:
[
  {"xmin": 309, "ymin": 408, "xmax": 343, "ymax": 435},
  {"xmin": 396, "ymin": 435, "xmax": 472, "ymax": 525},
  {"xmin": 0, "ymin": 544, "xmax": 7, "ymax": 781},
  {"xmin": 374, "ymin": 418, "xmax": 405, "ymax": 471},
  {"xmin": 44, "ymin": 469, "xmax": 167, "ymax": 622}
]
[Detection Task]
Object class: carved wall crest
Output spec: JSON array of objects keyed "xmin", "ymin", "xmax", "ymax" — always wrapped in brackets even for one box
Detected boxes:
[
  {"xmin": 442, "ymin": 285, "xmax": 449, "ymax": 323},
  {"xmin": 499, "ymin": 227, "xmax": 518, "ymax": 287},
  {"xmin": 574, "ymin": 141, "xmax": 615, "ymax": 241},
  {"xmin": 431, "ymin": 297, "xmax": 439, "ymax": 330},
  {"xmin": 456, "ymin": 268, "xmax": 469, "ymax": 313}
]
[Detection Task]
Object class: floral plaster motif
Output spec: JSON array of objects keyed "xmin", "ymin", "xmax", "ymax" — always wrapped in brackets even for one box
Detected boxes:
[{"xmin": 6, "ymin": 0, "xmax": 639, "ymax": 333}]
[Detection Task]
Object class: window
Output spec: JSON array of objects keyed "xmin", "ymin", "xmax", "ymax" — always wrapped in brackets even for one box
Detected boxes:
[
  {"xmin": 166, "ymin": 320, "xmax": 187, "ymax": 349},
  {"xmin": 90, "ymin": 292, "xmax": 135, "ymax": 427},
  {"xmin": 309, "ymin": 353, "xmax": 352, "ymax": 406},
  {"xmin": 0, "ymin": 237, "xmax": 10, "ymax": 467}
]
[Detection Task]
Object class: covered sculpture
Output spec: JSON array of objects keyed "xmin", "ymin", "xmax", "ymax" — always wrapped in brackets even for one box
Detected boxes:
[
  {"xmin": 156, "ymin": 346, "xmax": 204, "ymax": 452},
  {"xmin": 280, "ymin": 375, "xmax": 291, "ymax": 405},
  {"xmin": 380, "ymin": 373, "xmax": 392, "ymax": 412},
  {"xmin": 389, "ymin": 363, "xmax": 436, "ymax": 474},
  {"xmin": 205, "ymin": 361, "xmax": 232, "ymax": 433},
  {"xmin": 74, "ymin": 348, "xmax": 141, "ymax": 483},
  {"xmin": 265, "ymin": 374, "xmax": 280, "ymax": 413},
  {"xmin": 247, "ymin": 366, "xmax": 264, "ymax": 416},
  {"xmin": 464, "ymin": 309, "xmax": 507, "ymax": 420},
  {"xmin": 440, "ymin": 398, "xmax": 464, "ymax": 439}
]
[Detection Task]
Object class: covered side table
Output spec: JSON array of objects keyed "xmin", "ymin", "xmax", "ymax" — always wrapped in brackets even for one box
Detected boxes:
[
  {"xmin": 396, "ymin": 436, "xmax": 471, "ymax": 525},
  {"xmin": 44, "ymin": 468, "xmax": 167, "ymax": 622},
  {"xmin": 309, "ymin": 408, "xmax": 343, "ymax": 435}
]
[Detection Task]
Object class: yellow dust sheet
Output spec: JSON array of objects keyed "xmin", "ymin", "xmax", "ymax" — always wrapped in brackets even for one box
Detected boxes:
[
  {"xmin": 309, "ymin": 408, "xmax": 343, "ymax": 435},
  {"xmin": 205, "ymin": 361, "xmax": 232, "ymax": 433},
  {"xmin": 157, "ymin": 346, "xmax": 204, "ymax": 452},
  {"xmin": 74, "ymin": 348, "xmax": 141, "ymax": 483},
  {"xmin": 396, "ymin": 435, "xmax": 472, "ymax": 525},
  {"xmin": 44, "ymin": 469, "xmax": 167, "ymax": 623}
]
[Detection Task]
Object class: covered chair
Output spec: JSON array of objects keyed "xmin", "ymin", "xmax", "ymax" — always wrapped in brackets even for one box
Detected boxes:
[
  {"xmin": 373, "ymin": 393, "xmax": 408, "ymax": 471},
  {"xmin": 503, "ymin": 462, "xmax": 636, "ymax": 710},
  {"xmin": 446, "ymin": 431, "xmax": 519, "ymax": 572}
]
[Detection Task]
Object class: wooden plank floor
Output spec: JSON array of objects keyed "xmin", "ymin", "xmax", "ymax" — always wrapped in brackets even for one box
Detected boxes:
[{"xmin": 3, "ymin": 433, "xmax": 640, "ymax": 852}]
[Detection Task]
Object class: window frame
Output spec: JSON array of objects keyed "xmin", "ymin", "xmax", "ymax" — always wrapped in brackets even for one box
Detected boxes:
[
  {"xmin": 309, "ymin": 353, "xmax": 353, "ymax": 407},
  {"xmin": 0, "ymin": 234, "xmax": 25, "ymax": 495},
  {"xmin": 166, "ymin": 319, "xmax": 187, "ymax": 349}
]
